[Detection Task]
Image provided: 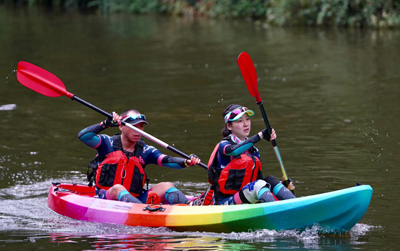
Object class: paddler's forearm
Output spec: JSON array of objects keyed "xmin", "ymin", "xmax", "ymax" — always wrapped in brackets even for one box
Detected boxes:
[
  {"xmin": 224, "ymin": 134, "xmax": 261, "ymax": 156},
  {"xmin": 160, "ymin": 156, "xmax": 187, "ymax": 169},
  {"xmin": 78, "ymin": 122, "xmax": 108, "ymax": 148}
]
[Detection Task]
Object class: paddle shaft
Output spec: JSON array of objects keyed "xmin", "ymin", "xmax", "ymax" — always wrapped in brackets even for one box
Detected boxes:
[
  {"xmin": 257, "ymin": 100, "xmax": 288, "ymax": 181},
  {"xmin": 71, "ymin": 95, "xmax": 208, "ymax": 170}
]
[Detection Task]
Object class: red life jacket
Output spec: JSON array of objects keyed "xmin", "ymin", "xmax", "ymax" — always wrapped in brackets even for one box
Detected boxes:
[
  {"xmin": 207, "ymin": 137, "xmax": 263, "ymax": 204},
  {"xmin": 94, "ymin": 135, "xmax": 147, "ymax": 197},
  {"xmin": 217, "ymin": 154, "xmax": 262, "ymax": 195}
]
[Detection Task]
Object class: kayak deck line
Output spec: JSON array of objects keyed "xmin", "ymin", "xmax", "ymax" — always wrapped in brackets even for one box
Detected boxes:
[{"xmin": 47, "ymin": 183, "xmax": 373, "ymax": 233}]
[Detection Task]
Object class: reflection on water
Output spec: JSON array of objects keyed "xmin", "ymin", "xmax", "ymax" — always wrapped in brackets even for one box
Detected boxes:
[
  {"xmin": 0, "ymin": 225, "xmax": 378, "ymax": 250},
  {"xmin": 49, "ymin": 234, "xmax": 234, "ymax": 250}
]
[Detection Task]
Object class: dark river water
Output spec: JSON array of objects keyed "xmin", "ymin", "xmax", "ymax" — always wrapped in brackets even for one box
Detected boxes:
[{"xmin": 1, "ymin": 5, "xmax": 400, "ymax": 250}]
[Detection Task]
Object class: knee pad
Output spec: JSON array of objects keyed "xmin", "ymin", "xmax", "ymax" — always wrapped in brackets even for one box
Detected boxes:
[
  {"xmin": 258, "ymin": 189, "xmax": 277, "ymax": 203},
  {"xmin": 118, "ymin": 190, "xmax": 141, "ymax": 203},
  {"xmin": 164, "ymin": 187, "xmax": 189, "ymax": 205},
  {"xmin": 239, "ymin": 180, "xmax": 268, "ymax": 204}
]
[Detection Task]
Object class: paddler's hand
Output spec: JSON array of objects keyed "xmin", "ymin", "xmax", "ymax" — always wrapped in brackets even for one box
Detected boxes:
[
  {"xmin": 287, "ymin": 182, "xmax": 295, "ymax": 191},
  {"xmin": 282, "ymin": 178, "xmax": 295, "ymax": 191},
  {"xmin": 261, "ymin": 128, "xmax": 276, "ymax": 141},
  {"xmin": 104, "ymin": 112, "xmax": 121, "ymax": 127},
  {"xmin": 184, "ymin": 154, "xmax": 201, "ymax": 167}
]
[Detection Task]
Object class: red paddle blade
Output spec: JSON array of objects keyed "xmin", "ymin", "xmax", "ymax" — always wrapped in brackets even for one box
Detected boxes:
[
  {"xmin": 237, "ymin": 52, "xmax": 262, "ymax": 103},
  {"xmin": 17, "ymin": 61, "xmax": 73, "ymax": 98}
]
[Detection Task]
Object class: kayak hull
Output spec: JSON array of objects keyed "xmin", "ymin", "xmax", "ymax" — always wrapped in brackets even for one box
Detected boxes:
[{"xmin": 47, "ymin": 183, "xmax": 372, "ymax": 233}]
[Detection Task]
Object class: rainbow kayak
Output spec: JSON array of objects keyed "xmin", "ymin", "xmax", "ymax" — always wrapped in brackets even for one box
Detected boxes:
[{"xmin": 47, "ymin": 183, "xmax": 372, "ymax": 233}]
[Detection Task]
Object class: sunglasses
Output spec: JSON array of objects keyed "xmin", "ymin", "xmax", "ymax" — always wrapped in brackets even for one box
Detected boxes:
[
  {"xmin": 121, "ymin": 114, "xmax": 147, "ymax": 124},
  {"xmin": 224, "ymin": 107, "xmax": 254, "ymax": 123}
]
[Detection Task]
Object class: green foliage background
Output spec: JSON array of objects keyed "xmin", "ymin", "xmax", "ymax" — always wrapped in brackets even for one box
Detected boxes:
[{"xmin": 2, "ymin": 0, "xmax": 400, "ymax": 28}]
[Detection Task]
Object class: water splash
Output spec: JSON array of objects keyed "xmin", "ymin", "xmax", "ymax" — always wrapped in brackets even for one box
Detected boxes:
[{"xmin": 5, "ymin": 69, "xmax": 17, "ymax": 85}]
